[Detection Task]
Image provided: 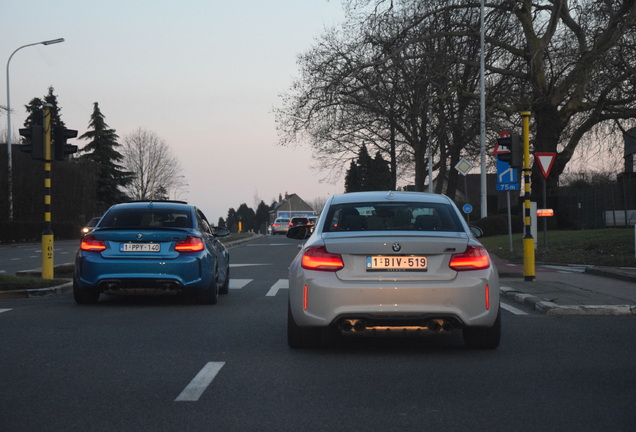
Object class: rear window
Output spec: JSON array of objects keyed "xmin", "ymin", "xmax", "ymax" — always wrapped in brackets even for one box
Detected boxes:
[
  {"xmin": 99, "ymin": 207, "xmax": 192, "ymax": 229},
  {"xmin": 323, "ymin": 201, "xmax": 462, "ymax": 233}
]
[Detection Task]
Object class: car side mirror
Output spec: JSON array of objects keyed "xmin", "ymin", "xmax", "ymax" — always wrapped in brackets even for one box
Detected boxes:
[
  {"xmin": 286, "ymin": 225, "xmax": 313, "ymax": 240},
  {"xmin": 213, "ymin": 227, "xmax": 230, "ymax": 237},
  {"xmin": 469, "ymin": 226, "xmax": 483, "ymax": 238}
]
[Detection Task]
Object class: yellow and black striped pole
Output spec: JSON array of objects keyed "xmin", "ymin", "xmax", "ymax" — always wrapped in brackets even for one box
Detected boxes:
[
  {"xmin": 42, "ymin": 105, "xmax": 54, "ymax": 279},
  {"xmin": 522, "ymin": 111, "xmax": 535, "ymax": 281}
]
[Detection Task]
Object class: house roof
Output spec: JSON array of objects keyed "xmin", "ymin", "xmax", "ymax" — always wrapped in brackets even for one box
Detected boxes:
[{"xmin": 270, "ymin": 193, "xmax": 314, "ymax": 213}]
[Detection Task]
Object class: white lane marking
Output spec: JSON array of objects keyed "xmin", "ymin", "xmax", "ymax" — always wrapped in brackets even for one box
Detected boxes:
[
  {"xmin": 248, "ymin": 244, "xmax": 293, "ymax": 246},
  {"xmin": 501, "ymin": 302, "xmax": 527, "ymax": 315},
  {"xmin": 229, "ymin": 279, "xmax": 252, "ymax": 290},
  {"xmin": 175, "ymin": 362, "xmax": 225, "ymax": 402},
  {"xmin": 0, "ymin": 309, "xmax": 12, "ymax": 314},
  {"xmin": 230, "ymin": 263, "xmax": 271, "ymax": 267},
  {"xmin": 266, "ymin": 279, "xmax": 288, "ymax": 297}
]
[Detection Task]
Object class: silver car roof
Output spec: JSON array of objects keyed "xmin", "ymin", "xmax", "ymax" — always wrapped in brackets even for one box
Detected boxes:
[{"xmin": 328, "ymin": 191, "xmax": 454, "ymax": 205}]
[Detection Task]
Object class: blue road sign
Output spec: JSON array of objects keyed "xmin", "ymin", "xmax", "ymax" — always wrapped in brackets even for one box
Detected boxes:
[
  {"xmin": 496, "ymin": 159, "xmax": 519, "ymax": 190},
  {"xmin": 462, "ymin": 204, "xmax": 473, "ymax": 214},
  {"xmin": 496, "ymin": 183, "xmax": 520, "ymax": 191}
]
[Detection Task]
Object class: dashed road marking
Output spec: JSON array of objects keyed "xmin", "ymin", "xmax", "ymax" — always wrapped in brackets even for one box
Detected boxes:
[{"xmin": 175, "ymin": 362, "xmax": 225, "ymax": 402}]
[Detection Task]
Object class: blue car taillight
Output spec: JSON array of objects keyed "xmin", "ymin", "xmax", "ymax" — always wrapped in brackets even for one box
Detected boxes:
[
  {"xmin": 174, "ymin": 236, "xmax": 205, "ymax": 252},
  {"xmin": 80, "ymin": 235, "xmax": 106, "ymax": 252}
]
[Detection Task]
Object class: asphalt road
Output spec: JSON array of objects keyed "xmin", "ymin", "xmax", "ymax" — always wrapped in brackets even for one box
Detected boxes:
[
  {"xmin": 0, "ymin": 239, "xmax": 79, "ymax": 274},
  {"xmin": 1, "ymin": 236, "xmax": 635, "ymax": 431}
]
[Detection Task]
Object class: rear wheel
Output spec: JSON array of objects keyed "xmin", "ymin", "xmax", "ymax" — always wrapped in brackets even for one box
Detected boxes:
[
  {"xmin": 193, "ymin": 272, "xmax": 219, "ymax": 305},
  {"xmin": 287, "ymin": 302, "xmax": 322, "ymax": 348},
  {"xmin": 73, "ymin": 278, "xmax": 100, "ymax": 305},
  {"xmin": 219, "ymin": 264, "xmax": 230, "ymax": 295},
  {"xmin": 463, "ymin": 309, "xmax": 501, "ymax": 349}
]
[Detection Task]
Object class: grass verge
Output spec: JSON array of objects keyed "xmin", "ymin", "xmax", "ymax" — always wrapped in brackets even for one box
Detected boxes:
[{"xmin": 480, "ymin": 228, "xmax": 636, "ymax": 267}]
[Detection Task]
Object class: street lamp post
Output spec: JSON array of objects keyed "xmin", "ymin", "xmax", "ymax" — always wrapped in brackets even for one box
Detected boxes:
[{"xmin": 5, "ymin": 37, "xmax": 64, "ymax": 221}]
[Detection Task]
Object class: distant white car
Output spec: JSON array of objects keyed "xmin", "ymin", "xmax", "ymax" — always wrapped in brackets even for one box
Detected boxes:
[
  {"xmin": 271, "ymin": 218, "xmax": 291, "ymax": 235},
  {"xmin": 286, "ymin": 191, "xmax": 500, "ymax": 349}
]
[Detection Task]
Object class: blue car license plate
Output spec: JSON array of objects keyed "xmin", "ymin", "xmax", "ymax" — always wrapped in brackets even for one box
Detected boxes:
[{"xmin": 120, "ymin": 243, "xmax": 161, "ymax": 252}]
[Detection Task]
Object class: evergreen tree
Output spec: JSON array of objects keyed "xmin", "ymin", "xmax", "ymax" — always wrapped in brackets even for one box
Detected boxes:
[
  {"xmin": 356, "ymin": 145, "xmax": 373, "ymax": 189},
  {"xmin": 255, "ymin": 200, "xmax": 271, "ymax": 234},
  {"xmin": 23, "ymin": 87, "xmax": 65, "ymax": 131},
  {"xmin": 345, "ymin": 146, "xmax": 392, "ymax": 192},
  {"xmin": 79, "ymin": 102, "xmax": 131, "ymax": 211},
  {"xmin": 43, "ymin": 86, "xmax": 65, "ymax": 131},
  {"xmin": 236, "ymin": 203, "xmax": 256, "ymax": 232},
  {"xmin": 226, "ymin": 208, "xmax": 238, "ymax": 232},
  {"xmin": 344, "ymin": 160, "xmax": 361, "ymax": 192},
  {"xmin": 368, "ymin": 151, "xmax": 392, "ymax": 191}
]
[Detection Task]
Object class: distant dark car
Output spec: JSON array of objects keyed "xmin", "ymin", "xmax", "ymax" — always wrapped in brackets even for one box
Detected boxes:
[
  {"xmin": 73, "ymin": 201, "xmax": 230, "ymax": 305},
  {"xmin": 81, "ymin": 217, "xmax": 101, "ymax": 236},
  {"xmin": 290, "ymin": 217, "xmax": 311, "ymax": 227}
]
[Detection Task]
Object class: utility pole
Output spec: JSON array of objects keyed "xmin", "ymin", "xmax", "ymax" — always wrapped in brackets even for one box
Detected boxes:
[
  {"xmin": 42, "ymin": 105, "xmax": 54, "ymax": 279},
  {"xmin": 522, "ymin": 112, "xmax": 535, "ymax": 281}
]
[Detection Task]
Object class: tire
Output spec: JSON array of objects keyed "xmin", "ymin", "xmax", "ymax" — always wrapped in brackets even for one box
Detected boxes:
[
  {"xmin": 219, "ymin": 264, "xmax": 230, "ymax": 295},
  {"xmin": 287, "ymin": 302, "xmax": 322, "ymax": 348},
  {"xmin": 73, "ymin": 278, "xmax": 100, "ymax": 305},
  {"xmin": 193, "ymin": 272, "xmax": 219, "ymax": 305},
  {"xmin": 463, "ymin": 309, "xmax": 501, "ymax": 349}
]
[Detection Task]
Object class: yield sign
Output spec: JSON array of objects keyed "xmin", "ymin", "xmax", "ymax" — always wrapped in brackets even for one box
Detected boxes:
[{"xmin": 535, "ymin": 152, "xmax": 556, "ymax": 179}]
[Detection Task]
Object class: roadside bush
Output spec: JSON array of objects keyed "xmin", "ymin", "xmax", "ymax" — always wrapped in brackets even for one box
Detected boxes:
[{"xmin": 473, "ymin": 213, "xmax": 524, "ymax": 237}]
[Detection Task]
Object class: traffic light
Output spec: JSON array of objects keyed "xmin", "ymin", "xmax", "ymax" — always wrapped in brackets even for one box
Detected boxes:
[
  {"xmin": 53, "ymin": 126, "xmax": 78, "ymax": 161},
  {"xmin": 496, "ymin": 133, "xmax": 522, "ymax": 168},
  {"xmin": 18, "ymin": 110, "xmax": 45, "ymax": 160}
]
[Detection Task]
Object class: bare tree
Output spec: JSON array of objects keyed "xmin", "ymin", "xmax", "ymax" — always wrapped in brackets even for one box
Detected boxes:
[
  {"xmin": 120, "ymin": 128, "xmax": 184, "ymax": 200},
  {"xmin": 276, "ymin": 1, "xmax": 491, "ymax": 196},
  {"xmin": 278, "ymin": 0, "xmax": 636, "ymax": 207}
]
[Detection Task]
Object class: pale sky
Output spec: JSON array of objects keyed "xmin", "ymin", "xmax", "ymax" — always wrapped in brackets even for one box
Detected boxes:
[{"xmin": 2, "ymin": 0, "xmax": 346, "ymax": 222}]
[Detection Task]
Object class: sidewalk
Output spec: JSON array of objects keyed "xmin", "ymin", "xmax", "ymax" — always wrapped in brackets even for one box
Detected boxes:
[{"xmin": 492, "ymin": 255, "xmax": 636, "ymax": 315}]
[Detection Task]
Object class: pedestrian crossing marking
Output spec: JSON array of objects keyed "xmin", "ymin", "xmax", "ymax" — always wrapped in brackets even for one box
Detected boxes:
[
  {"xmin": 266, "ymin": 279, "xmax": 288, "ymax": 297},
  {"xmin": 230, "ymin": 279, "xmax": 252, "ymax": 290}
]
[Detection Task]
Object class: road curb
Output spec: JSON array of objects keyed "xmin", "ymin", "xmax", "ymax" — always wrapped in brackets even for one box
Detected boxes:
[
  {"xmin": 500, "ymin": 286, "xmax": 636, "ymax": 316},
  {"xmin": 0, "ymin": 280, "xmax": 72, "ymax": 299},
  {"xmin": 585, "ymin": 266, "xmax": 636, "ymax": 283}
]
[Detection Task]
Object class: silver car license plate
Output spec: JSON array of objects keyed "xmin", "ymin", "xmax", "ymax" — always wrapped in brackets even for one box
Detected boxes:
[{"xmin": 366, "ymin": 256, "xmax": 427, "ymax": 271}]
